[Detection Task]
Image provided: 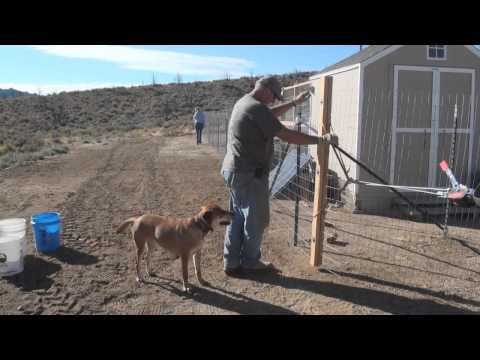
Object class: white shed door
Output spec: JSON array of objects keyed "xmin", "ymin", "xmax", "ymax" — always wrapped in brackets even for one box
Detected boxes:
[
  {"xmin": 391, "ymin": 66, "xmax": 475, "ymax": 188},
  {"xmin": 435, "ymin": 71, "xmax": 474, "ymax": 188}
]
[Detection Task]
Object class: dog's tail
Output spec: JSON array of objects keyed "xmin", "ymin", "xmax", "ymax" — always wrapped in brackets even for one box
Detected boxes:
[{"xmin": 116, "ymin": 217, "xmax": 138, "ymax": 234}]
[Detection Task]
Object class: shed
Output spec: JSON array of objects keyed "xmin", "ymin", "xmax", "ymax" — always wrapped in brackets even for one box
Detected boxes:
[{"xmin": 306, "ymin": 45, "xmax": 480, "ymax": 213}]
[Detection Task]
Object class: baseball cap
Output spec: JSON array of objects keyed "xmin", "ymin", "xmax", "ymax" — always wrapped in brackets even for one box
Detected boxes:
[{"xmin": 255, "ymin": 76, "xmax": 284, "ymax": 101}]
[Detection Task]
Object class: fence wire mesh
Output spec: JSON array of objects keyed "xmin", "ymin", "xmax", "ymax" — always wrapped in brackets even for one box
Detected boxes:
[
  {"xmin": 206, "ymin": 85, "xmax": 480, "ymax": 305},
  {"xmin": 205, "ymin": 108, "xmax": 232, "ymax": 156}
]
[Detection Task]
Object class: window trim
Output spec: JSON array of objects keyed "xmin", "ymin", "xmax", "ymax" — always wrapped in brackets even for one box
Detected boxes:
[{"xmin": 427, "ymin": 45, "xmax": 447, "ymax": 61}]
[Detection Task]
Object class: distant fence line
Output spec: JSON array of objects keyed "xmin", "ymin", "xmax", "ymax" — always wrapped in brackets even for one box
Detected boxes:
[{"xmin": 205, "ymin": 108, "xmax": 232, "ymax": 155}]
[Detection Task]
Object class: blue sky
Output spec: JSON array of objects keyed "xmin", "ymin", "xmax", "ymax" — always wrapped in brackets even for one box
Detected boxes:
[{"xmin": 0, "ymin": 45, "xmax": 361, "ymax": 94}]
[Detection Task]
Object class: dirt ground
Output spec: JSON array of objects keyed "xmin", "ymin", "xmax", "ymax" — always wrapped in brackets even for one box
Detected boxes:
[{"xmin": 1, "ymin": 130, "xmax": 480, "ymax": 315}]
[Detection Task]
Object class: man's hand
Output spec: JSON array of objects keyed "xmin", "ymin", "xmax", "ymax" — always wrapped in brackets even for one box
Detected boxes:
[
  {"xmin": 293, "ymin": 90, "xmax": 311, "ymax": 106},
  {"xmin": 318, "ymin": 133, "xmax": 339, "ymax": 147}
]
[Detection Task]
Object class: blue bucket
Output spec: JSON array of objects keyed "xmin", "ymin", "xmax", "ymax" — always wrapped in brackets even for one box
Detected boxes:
[{"xmin": 31, "ymin": 212, "xmax": 62, "ymax": 253}]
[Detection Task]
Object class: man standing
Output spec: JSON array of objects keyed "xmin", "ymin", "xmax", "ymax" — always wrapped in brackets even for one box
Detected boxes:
[
  {"xmin": 193, "ymin": 107, "xmax": 207, "ymax": 145},
  {"xmin": 221, "ymin": 76, "xmax": 338, "ymax": 275}
]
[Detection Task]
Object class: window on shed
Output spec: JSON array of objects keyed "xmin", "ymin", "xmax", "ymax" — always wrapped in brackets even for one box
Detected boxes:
[{"xmin": 427, "ymin": 45, "xmax": 447, "ymax": 60}]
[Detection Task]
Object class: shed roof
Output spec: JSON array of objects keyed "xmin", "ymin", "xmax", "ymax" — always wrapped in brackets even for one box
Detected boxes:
[{"xmin": 318, "ymin": 45, "xmax": 391, "ymax": 74}]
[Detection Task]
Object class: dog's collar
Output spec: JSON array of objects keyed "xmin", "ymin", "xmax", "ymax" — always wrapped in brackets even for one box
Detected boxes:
[{"xmin": 195, "ymin": 215, "xmax": 213, "ymax": 235}]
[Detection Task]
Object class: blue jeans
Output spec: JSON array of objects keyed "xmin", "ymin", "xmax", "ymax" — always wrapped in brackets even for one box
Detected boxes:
[
  {"xmin": 222, "ymin": 170, "xmax": 270, "ymax": 269},
  {"xmin": 195, "ymin": 123, "xmax": 204, "ymax": 144}
]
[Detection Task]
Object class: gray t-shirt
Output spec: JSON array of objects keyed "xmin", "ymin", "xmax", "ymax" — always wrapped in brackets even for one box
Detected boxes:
[{"xmin": 221, "ymin": 94, "xmax": 284, "ymax": 173}]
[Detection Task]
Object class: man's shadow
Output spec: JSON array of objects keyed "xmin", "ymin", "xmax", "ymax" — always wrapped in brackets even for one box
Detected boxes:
[
  {"xmin": 319, "ymin": 269, "xmax": 480, "ymax": 309},
  {"xmin": 233, "ymin": 269, "xmax": 479, "ymax": 315},
  {"xmin": 134, "ymin": 261, "xmax": 480, "ymax": 315}
]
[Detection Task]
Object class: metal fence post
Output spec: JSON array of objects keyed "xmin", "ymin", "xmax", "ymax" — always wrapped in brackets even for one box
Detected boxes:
[
  {"xmin": 294, "ymin": 117, "xmax": 301, "ymax": 247},
  {"xmin": 444, "ymin": 100, "xmax": 459, "ymax": 238}
]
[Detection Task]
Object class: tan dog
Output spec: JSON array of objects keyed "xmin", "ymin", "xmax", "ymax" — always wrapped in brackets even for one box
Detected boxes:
[{"xmin": 116, "ymin": 203, "xmax": 232, "ymax": 293}]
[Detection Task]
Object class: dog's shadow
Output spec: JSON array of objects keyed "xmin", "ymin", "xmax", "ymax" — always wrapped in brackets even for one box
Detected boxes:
[{"xmin": 142, "ymin": 274, "xmax": 297, "ymax": 315}]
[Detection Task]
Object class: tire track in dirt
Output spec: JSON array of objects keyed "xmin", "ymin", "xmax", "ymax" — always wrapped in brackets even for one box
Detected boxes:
[
  {"xmin": 30, "ymin": 136, "xmax": 167, "ymax": 314},
  {"xmin": 93, "ymin": 136, "xmax": 231, "ymax": 314}
]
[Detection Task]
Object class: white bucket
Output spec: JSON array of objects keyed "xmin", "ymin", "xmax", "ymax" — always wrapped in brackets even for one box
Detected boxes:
[{"xmin": 0, "ymin": 218, "xmax": 27, "ymax": 277}]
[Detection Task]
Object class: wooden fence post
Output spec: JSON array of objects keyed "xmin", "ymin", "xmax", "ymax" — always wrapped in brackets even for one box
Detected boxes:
[{"xmin": 310, "ymin": 76, "xmax": 333, "ymax": 267}]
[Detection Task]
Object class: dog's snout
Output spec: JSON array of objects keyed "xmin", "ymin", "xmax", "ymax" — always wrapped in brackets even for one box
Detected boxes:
[{"xmin": 219, "ymin": 212, "xmax": 233, "ymax": 226}]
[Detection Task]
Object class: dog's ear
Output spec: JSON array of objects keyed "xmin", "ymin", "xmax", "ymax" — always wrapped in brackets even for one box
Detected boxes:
[
  {"xmin": 203, "ymin": 201, "xmax": 217, "ymax": 210},
  {"xmin": 203, "ymin": 209, "xmax": 213, "ymax": 224}
]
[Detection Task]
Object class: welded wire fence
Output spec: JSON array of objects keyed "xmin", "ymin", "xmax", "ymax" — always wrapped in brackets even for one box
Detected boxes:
[
  {"xmin": 205, "ymin": 85, "xmax": 480, "ymax": 306},
  {"xmin": 205, "ymin": 108, "xmax": 233, "ymax": 156},
  {"xmin": 205, "ymin": 89, "xmax": 480, "ymax": 232},
  {"xmin": 356, "ymin": 89, "xmax": 480, "ymax": 230}
]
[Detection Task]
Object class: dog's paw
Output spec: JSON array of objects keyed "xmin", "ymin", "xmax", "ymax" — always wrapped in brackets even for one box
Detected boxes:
[{"xmin": 182, "ymin": 285, "xmax": 192, "ymax": 294}]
